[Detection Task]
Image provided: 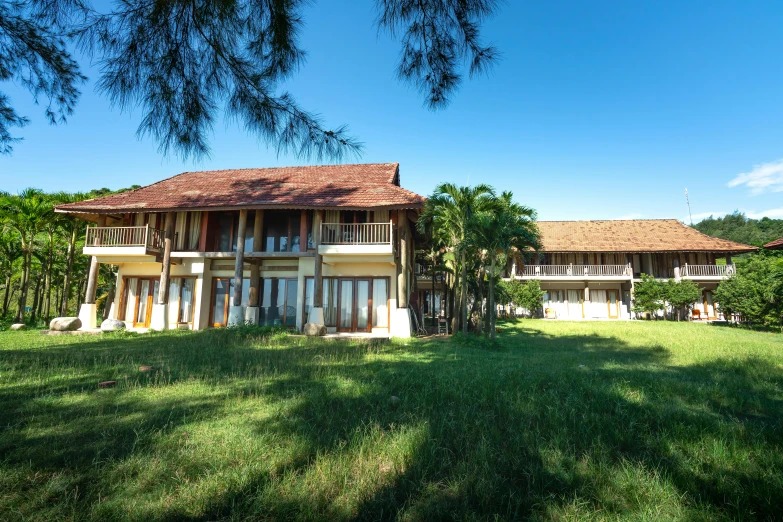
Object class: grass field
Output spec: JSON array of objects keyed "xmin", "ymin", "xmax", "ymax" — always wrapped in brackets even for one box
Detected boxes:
[{"xmin": 0, "ymin": 321, "xmax": 781, "ymax": 521}]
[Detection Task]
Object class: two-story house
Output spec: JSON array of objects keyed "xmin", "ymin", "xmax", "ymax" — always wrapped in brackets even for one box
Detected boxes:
[
  {"xmin": 504, "ymin": 220, "xmax": 756, "ymax": 320},
  {"xmin": 55, "ymin": 163, "xmax": 424, "ymax": 336}
]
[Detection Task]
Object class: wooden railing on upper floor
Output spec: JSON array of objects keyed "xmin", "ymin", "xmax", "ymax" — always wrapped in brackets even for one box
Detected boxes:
[
  {"xmin": 85, "ymin": 225, "xmax": 164, "ymax": 250},
  {"xmin": 519, "ymin": 264, "xmax": 631, "ymax": 277},
  {"xmin": 680, "ymin": 264, "xmax": 735, "ymax": 278},
  {"xmin": 320, "ymin": 222, "xmax": 393, "ymax": 245}
]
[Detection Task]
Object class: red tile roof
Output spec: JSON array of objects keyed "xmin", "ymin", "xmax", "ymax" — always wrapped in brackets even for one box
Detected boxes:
[
  {"xmin": 55, "ymin": 163, "xmax": 425, "ymax": 213},
  {"xmin": 764, "ymin": 237, "xmax": 783, "ymax": 250},
  {"xmin": 537, "ymin": 219, "xmax": 756, "ymax": 253}
]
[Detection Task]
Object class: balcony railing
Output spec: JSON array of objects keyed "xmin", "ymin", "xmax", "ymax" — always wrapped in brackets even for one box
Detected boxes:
[
  {"xmin": 519, "ymin": 264, "xmax": 632, "ymax": 277},
  {"xmin": 681, "ymin": 264, "xmax": 735, "ymax": 278},
  {"xmin": 85, "ymin": 225, "xmax": 164, "ymax": 251},
  {"xmin": 320, "ymin": 222, "xmax": 392, "ymax": 245}
]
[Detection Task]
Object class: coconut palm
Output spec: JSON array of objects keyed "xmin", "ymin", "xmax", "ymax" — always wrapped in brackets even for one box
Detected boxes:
[
  {"xmin": 0, "ymin": 189, "xmax": 54, "ymax": 321},
  {"xmin": 468, "ymin": 191, "xmax": 540, "ymax": 341},
  {"xmin": 53, "ymin": 191, "xmax": 89, "ymax": 315},
  {"xmin": 0, "ymin": 232, "xmax": 22, "ymax": 317},
  {"xmin": 418, "ymin": 183, "xmax": 497, "ymax": 334}
]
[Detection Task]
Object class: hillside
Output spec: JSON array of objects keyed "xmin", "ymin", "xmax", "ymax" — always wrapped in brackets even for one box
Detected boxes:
[{"xmin": 692, "ymin": 212, "xmax": 783, "ymax": 247}]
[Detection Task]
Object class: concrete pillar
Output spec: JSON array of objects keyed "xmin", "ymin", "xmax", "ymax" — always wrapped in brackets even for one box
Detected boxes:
[
  {"xmin": 309, "ymin": 210, "xmax": 325, "ymax": 325},
  {"xmin": 79, "ymin": 214, "xmax": 105, "ymax": 330},
  {"xmin": 246, "ymin": 209, "xmax": 263, "ymax": 324},
  {"xmin": 228, "ymin": 210, "xmax": 247, "ymax": 326},
  {"xmin": 150, "ymin": 212, "xmax": 175, "ymax": 330},
  {"xmin": 394, "ymin": 210, "xmax": 411, "ymax": 337}
]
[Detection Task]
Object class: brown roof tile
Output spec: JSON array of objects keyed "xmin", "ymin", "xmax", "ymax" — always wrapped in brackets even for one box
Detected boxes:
[
  {"xmin": 537, "ymin": 219, "xmax": 756, "ymax": 253},
  {"xmin": 55, "ymin": 163, "xmax": 425, "ymax": 213},
  {"xmin": 764, "ymin": 237, "xmax": 783, "ymax": 250}
]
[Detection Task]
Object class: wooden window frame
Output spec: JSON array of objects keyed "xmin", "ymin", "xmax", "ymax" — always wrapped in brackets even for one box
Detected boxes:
[
  {"xmin": 259, "ymin": 277, "xmax": 298, "ymax": 328},
  {"xmin": 172, "ymin": 276, "xmax": 197, "ymax": 324},
  {"xmin": 304, "ymin": 276, "xmax": 390, "ymax": 332},
  {"xmin": 607, "ymin": 289, "xmax": 620, "ymax": 319},
  {"xmin": 209, "ymin": 277, "xmax": 232, "ymax": 327}
]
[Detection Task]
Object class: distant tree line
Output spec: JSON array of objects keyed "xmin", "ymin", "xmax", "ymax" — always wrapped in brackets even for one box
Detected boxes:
[
  {"xmin": 0, "ymin": 185, "xmax": 140, "ymax": 327},
  {"xmin": 692, "ymin": 212, "xmax": 783, "ymax": 247}
]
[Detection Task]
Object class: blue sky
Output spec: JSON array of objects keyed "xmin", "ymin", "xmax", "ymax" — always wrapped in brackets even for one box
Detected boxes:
[{"xmin": 2, "ymin": 0, "xmax": 783, "ymax": 222}]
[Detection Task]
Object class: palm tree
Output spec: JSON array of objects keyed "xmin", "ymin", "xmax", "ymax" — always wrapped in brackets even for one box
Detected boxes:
[
  {"xmin": 469, "ymin": 191, "xmax": 540, "ymax": 341},
  {"xmin": 418, "ymin": 183, "xmax": 496, "ymax": 334},
  {"xmin": 0, "ymin": 232, "xmax": 22, "ymax": 317},
  {"xmin": 0, "ymin": 189, "xmax": 54, "ymax": 322},
  {"xmin": 53, "ymin": 191, "xmax": 89, "ymax": 315}
]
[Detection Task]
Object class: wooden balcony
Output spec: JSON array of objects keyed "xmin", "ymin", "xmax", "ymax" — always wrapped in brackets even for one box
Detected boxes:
[
  {"xmin": 680, "ymin": 264, "xmax": 736, "ymax": 279},
  {"xmin": 83, "ymin": 225, "xmax": 164, "ymax": 257},
  {"xmin": 318, "ymin": 222, "xmax": 394, "ymax": 258},
  {"xmin": 516, "ymin": 264, "xmax": 632, "ymax": 279}
]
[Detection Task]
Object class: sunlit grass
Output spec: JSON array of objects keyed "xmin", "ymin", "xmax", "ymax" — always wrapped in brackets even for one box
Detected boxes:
[{"xmin": 1, "ymin": 321, "xmax": 781, "ymax": 521}]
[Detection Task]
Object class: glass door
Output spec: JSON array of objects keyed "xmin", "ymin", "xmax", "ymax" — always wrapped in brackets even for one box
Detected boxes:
[
  {"xmin": 211, "ymin": 278, "xmax": 230, "ymax": 327},
  {"xmin": 356, "ymin": 279, "xmax": 370, "ymax": 332},
  {"xmin": 607, "ymin": 290, "xmax": 619, "ymax": 319},
  {"xmin": 134, "ymin": 279, "xmax": 154, "ymax": 327},
  {"xmin": 338, "ymin": 279, "xmax": 354, "ymax": 331}
]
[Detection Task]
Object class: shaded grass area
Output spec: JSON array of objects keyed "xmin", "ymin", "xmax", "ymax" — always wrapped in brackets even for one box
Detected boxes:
[{"xmin": 0, "ymin": 321, "xmax": 782, "ymax": 521}]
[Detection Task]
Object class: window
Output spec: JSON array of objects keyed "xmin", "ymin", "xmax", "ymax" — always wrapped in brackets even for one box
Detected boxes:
[
  {"xmin": 216, "ymin": 214, "xmax": 233, "ymax": 252},
  {"xmin": 263, "ymin": 211, "xmax": 301, "ymax": 252},
  {"xmin": 372, "ymin": 278, "xmax": 389, "ymax": 327},
  {"xmin": 304, "ymin": 277, "xmax": 389, "ymax": 331},
  {"xmin": 167, "ymin": 277, "xmax": 197, "ymax": 324},
  {"xmin": 232, "ymin": 212, "xmax": 254, "ymax": 252},
  {"xmin": 260, "ymin": 278, "xmax": 298, "ymax": 327}
]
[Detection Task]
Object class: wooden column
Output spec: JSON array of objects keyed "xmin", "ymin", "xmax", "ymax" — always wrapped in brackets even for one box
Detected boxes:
[
  {"xmin": 198, "ymin": 212, "xmax": 209, "ymax": 251},
  {"xmin": 232, "ymin": 210, "xmax": 248, "ymax": 307},
  {"xmin": 300, "ymin": 209, "xmax": 308, "ymax": 251},
  {"xmin": 398, "ymin": 210, "xmax": 410, "ymax": 308},
  {"xmin": 313, "ymin": 210, "xmax": 324, "ymax": 308},
  {"xmin": 157, "ymin": 212, "xmax": 175, "ymax": 305},
  {"xmin": 84, "ymin": 214, "xmax": 106, "ymax": 304},
  {"xmin": 248, "ymin": 210, "xmax": 263, "ymax": 307}
]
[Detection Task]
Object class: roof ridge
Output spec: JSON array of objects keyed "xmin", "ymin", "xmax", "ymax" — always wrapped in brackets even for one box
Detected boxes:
[{"xmin": 537, "ymin": 218, "xmax": 680, "ymax": 223}]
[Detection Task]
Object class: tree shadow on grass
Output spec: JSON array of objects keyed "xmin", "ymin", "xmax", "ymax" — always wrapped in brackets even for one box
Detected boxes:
[{"xmin": 0, "ymin": 326, "xmax": 782, "ymax": 520}]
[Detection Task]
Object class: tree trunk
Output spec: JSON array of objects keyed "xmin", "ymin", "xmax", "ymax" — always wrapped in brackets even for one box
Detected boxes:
[
  {"xmin": 43, "ymin": 230, "xmax": 53, "ymax": 320},
  {"xmin": 15, "ymin": 249, "xmax": 30, "ymax": 322},
  {"xmin": 489, "ymin": 256, "xmax": 497, "ymax": 342},
  {"xmin": 31, "ymin": 268, "xmax": 42, "ymax": 322},
  {"xmin": 32, "ymin": 276, "xmax": 40, "ymax": 319},
  {"xmin": 460, "ymin": 250, "xmax": 468, "ymax": 335},
  {"xmin": 103, "ymin": 281, "xmax": 115, "ymax": 321},
  {"xmin": 54, "ymin": 286, "xmax": 61, "ymax": 318},
  {"xmin": 61, "ymin": 225, "xmax": 77, "ymax": 316},
  {"xmin": 2, "ymin": 273, "xmax": 10, "ymax": 317},
  {"xmin": 431, "ymin": 267, "xmax": 436, "ymax": 328}
]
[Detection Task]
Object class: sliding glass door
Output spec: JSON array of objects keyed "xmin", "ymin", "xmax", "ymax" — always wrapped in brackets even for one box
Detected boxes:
[{"xmin": 305, "ymin": 277, "xmax": 388, "ymax": 332}]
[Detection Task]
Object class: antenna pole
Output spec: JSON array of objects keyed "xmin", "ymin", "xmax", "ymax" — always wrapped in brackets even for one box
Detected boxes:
[{"xmin": 685, "ymin": 188, "xmax": 693, "ymax": 225}]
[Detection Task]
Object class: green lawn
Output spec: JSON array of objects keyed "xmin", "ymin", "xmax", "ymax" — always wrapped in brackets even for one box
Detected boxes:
[{"xmin": 0, "ymin": 322, "xmax": 781, "ymax": 521}]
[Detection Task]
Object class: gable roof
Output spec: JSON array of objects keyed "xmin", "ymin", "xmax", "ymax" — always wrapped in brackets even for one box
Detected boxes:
[
  {"xmin": 537, "ymin": 219, "xmax": 756, "ymax": 253},
  {"xmin": 764, "ymin": 237, "xmax": 783, "ymax": 250},
  {"xmin": 55, "ymin": 163, "xmax": 425, "ymax": 214}
]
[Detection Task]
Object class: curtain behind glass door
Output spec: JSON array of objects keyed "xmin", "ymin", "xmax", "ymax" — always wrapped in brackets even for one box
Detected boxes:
[
  {"xmin": 339, "ymin": 280, "xmax": 353, "ymax": 329},
  {"xmin": 136, "ymin": 280, "xmax": 150, "ymax": 324},
  {"xmin": 356, "ymin": 280, "xmax": 369, "ymax": 330},
  {"xmin": 124, "ymin": 278, "xmax": 138, "ymax": 322},
  {"xmin": 212, "ymin": 279, "xmax": 229, "ymax": 326},
  {"xmin": 372, "ymin": 279, "xmax": 388, "ymax": 327}
]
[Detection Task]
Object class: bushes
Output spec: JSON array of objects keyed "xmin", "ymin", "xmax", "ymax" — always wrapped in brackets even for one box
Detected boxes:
[
  {"xmin": 501, "ymin": 278, "xmax": 545, "ymax": 317},
  {"xmin": 632, "ymin": 275, "xmax": 701, "ymax": 320},
  {"xmin": 714, "ymin": 253, "xmax": 783, "ymax": 329}
]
